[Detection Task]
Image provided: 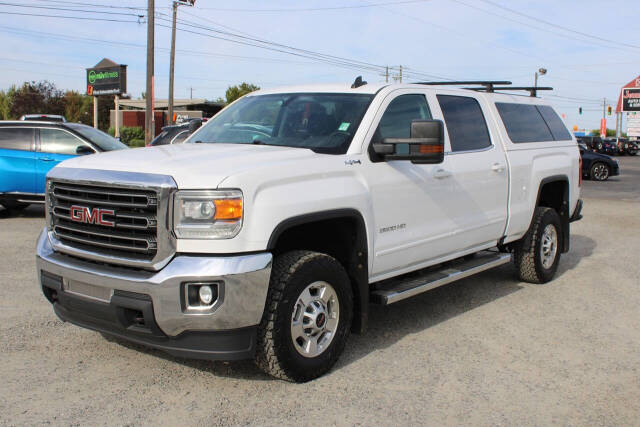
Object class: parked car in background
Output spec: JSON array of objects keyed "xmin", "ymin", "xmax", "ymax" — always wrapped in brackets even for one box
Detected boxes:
[
  {"xmin": 606, "ymin": 137, "xmax": 638, "ymax": 156},
  {"xmin": 20, "ymin": 114, "xmax": 67, "ymax": 123},
  {"xmin": 578, "ymin": 142, "xmax": 619, "ymax": 181},
  {"xmin": 149, "ymin": 119, "xmax": 202, "ymax": 146},
  {"xmin": 0, "ymin": 121, "xmax": 127, "ymax": 210}
]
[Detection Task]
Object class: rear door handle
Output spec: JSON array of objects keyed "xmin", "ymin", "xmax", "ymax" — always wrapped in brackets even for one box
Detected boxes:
[
  {"xmin": 491, "ymin": 163, "xmax": 505, "ymax": 172},
  {"xmin": 433, "ymin": 168, "xmax": 452, "ymax": 179}
]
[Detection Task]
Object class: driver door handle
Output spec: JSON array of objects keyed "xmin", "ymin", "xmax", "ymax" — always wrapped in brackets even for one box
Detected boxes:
[
  {"xmin": 433, "ymin": 168, "xmax": 452, "ymax": 179},
  {"xmin": 491, "ymin": 163, "xmax": 505, "ymax": 172},
  {"xmin": 39, "ymin": 157, "xmax": 54, "ymax": 162}
]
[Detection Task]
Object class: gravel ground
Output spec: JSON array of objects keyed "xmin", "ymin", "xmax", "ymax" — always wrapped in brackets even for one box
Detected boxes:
[{"xmin": 1, "ymin": 157, "xmax": 639, "ymax": 425}]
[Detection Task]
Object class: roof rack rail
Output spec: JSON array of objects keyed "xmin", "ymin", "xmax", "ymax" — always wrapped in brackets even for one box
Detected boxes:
[
  {"xmin": 464, "ymin": 86, "xmax": 553, "ymax": 97},
  {"xmin": 415, "ymin": 81, "xmax": 512, "ymax": 91}
]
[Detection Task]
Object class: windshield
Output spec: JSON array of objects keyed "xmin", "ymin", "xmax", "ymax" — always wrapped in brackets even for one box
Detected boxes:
[
  {"xmin": 193, "ymin": 93, "xmax": 373, "ymax": 154},
  {"xmin": 66, "ymin": 123, "xmax": 128, "ymax": 151}
]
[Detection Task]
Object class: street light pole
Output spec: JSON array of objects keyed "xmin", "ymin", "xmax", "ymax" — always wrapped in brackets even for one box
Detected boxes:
[{"xmin": 145, "ymin": 0, "xmax": 155, "ymax": 144}]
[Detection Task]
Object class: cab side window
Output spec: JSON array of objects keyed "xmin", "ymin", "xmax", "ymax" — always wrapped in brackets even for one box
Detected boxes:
[
  {"xmin": 374, "ymin": 94, "xmax": 432, "ymax": 142},
  {"xmin": 437, "ymin": 95, "xmax": 491, "ymax": 152},
  {"xmin": 39, "ymin": 129, "xmax": 87, "ymax": 155}
]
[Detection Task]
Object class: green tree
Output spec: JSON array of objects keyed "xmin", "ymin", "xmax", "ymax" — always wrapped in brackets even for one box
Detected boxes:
[
  {"xmin": 590, "ymin": 128, "xmax": 625, "ymax": 137},
  {"xmin": 64, "ymin": 91, "xmax": 93, "ymax": 125},
  {"xmin": 0, "ymin": 86, "xmax": 15, "ymax": 120},
  {"xmin": 9, "ymin": 80, "xmax": 65, "ymax": 118},
  {"xmin": 224, "ymin": 82, "xmax": 260, "ymax": 104}
]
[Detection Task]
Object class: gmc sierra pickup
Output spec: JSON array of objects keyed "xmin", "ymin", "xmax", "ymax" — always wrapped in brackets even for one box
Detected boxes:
[{"xmin": 37, "ymin": 80, "xmax": 583, "ymax": 382}]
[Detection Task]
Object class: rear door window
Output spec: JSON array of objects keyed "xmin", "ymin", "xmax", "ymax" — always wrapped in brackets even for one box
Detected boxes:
[
  {"xmin": 0, "ymin": 128, "xmax": 35, "ymax": 151},
  {"xmin": 537, "ymin": 105, "xmax": 572, "ymax": 141},
  {"xmin": 39, "ymin": 128, "xmax": 86, "ymax": 155},
  {"xmin": 495, "ymin": 103, "xmax": 554, "ymax": 143},
  {"xmin": 437, "ymin": 95, "xmax": 491, "ymax": 152}
]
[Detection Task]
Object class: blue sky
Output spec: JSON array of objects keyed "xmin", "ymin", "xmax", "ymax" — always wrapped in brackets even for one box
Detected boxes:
[{"xmin": 0, "ymin": 0, "xmax": 638, "ymax": 132}]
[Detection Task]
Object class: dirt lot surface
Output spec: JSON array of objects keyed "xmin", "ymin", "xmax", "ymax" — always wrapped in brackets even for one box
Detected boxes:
[{"xmin": 1, "ymin": 157, "xmax": 639, "ymax": 425}]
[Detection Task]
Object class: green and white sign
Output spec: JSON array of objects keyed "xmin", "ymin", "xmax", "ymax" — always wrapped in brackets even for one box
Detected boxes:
[{"xmin": 86, "ymin": 62, "xmax": 127, "ymax": 96}]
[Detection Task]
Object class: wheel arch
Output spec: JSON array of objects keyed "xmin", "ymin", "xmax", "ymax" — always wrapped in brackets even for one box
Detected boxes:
[
  {"xmin": 267, "ymin": 208, "xmax": 369, "ymax": 334},
  {"xmin": 534, "ymin": 175, "xmax": 570, "ymax": 253}
]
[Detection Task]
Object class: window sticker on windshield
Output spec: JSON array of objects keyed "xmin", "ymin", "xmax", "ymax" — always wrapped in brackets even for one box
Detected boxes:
[{"xmin": 338, "ymin": 122, "xmax": 350, "ymax": 131}]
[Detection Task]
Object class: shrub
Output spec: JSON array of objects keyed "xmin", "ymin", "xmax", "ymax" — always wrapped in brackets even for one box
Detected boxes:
[{"xmin": 108, "ymin": 126, "xmax": 145, "ymax": 145}]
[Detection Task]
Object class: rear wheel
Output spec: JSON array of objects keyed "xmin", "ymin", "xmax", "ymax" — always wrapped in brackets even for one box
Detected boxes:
[
  {"xmin": 590, "ymin": 162, "xmax": 610, "ymax": 181},
  {"xmin": 514, "ymin": 207, "xmax": 562, "ymax": 284},
  {"xmin": 255, "ymin": 250, "xmax": 353, "ymax": 382}
]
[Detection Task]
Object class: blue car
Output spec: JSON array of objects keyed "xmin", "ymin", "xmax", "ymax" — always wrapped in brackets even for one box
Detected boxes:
[{"xmin": 0, "ymin": 121, "xmax": 128, "ymax": 210}]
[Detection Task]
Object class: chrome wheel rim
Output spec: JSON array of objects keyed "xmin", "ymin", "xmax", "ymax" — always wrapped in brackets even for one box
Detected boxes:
[
  {"xmin": 593, "ymin": 164, "xmax": 608, "ymax": 180},
  {"xmin": 290, "ymin": 281, "xmax": 339, "ymax": 358},
  {"xmin": 540, "ymin": 224, "xmax": 558, "ymax": 269}
]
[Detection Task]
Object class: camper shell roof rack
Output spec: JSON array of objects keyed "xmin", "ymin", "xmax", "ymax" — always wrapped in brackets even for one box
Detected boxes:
[{"xmin": 413, "ymin": 80, "xmax": 553, "ymax": 97}]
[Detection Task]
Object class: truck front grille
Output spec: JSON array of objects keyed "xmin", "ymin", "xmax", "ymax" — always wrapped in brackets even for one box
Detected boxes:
[
  {"xmin": 45, "ymin": 169, "xmax": 176, "ymax": 271},
  {"xmin": 50, "ymin": 182, "xmax": 159, "ymax": 261}
]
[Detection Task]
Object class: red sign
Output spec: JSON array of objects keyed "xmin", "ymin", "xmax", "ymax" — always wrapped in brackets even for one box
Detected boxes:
[
  {"xmin": 615, "ymin": 74, "xmax": 640, "ymax": 113},
  {"xmin": 600, "ymin": 118, "xmax": 607, "ymax": 137},
  {"xmin": 70, "ymin": 205, "xmax": 115, "ymax": 227}
]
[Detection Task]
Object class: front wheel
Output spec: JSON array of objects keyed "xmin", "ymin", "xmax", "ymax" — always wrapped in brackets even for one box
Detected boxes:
[
  {"xmin": 255, "ymin": 250, "xmax": 353, "ymax": 382},
  {"xmin": 514, "ymin": 207, "xmax": 562, "ymax": 284}
]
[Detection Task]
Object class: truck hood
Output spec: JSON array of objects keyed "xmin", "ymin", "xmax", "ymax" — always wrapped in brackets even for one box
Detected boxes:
[{"xmin": 56, "ymin": 143, "xmax": 318, "ymax": 188}]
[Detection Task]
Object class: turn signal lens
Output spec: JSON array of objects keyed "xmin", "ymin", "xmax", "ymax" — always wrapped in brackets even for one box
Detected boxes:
[{"xmin": 214, "ymin": 198, "xmax": 243, "ymax": 220}]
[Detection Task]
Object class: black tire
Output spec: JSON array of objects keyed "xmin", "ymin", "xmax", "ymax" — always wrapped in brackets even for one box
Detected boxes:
[
  {"xmin": 589, "ymin": 162, "xmax": 610, "ymax": 181},
  {"xmin": 255, "ymin": 250, "xmax": 353, "ymax": 382},
  {"xmin": 0, "ymin": 200, "xmax": 29, "ymax": 211},
  {"xmin": 514, "ymin": 207, "xmax": 562, "ymax": 284}
]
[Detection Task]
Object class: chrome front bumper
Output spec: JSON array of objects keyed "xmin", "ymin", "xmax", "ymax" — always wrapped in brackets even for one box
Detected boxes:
[{"xmin": 36, "ymin": 228, "xmax": 272, "ymax": 337}]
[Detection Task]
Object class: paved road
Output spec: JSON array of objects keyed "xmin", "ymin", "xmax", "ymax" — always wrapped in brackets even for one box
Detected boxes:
[{"xmin": 1, "ymin": 157, "xmax": 639, "ymax": 425}]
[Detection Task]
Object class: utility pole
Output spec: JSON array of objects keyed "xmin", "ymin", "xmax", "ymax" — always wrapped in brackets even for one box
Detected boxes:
[
  {"xmin": 385, "ymin": 66, "xmax": 389, "ymax": 83},
  {"xmin": 168, "ymin": 1, "xmax": 178, "ymax": 126},
  {"xmin": 145, "ymin": 0, "xmax": 155, "ymax": 144},
  {"xmin": 399, "ymin": 65, "xmax": 403, "ymax": 83},
  {"xmin": 190, "ymin": 87, "xmax": 193, "ymax": 99}
]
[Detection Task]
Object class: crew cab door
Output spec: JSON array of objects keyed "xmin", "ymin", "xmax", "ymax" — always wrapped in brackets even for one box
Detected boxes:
[
  {"xmin": 432, "ymin": 93, "xmax": 509, "ymax": 253},
  {"xmin": 363, "ymin": 90, "xmax": 508, "ymax": 281}
]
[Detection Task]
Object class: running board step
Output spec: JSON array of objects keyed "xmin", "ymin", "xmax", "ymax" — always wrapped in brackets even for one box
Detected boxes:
[{"xmin": 370, "ymin": 251, "xmax": 512, "ymax": 305}]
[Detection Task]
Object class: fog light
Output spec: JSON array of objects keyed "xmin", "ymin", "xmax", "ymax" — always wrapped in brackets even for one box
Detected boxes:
[{"xmin": 199, "ymin": 285, "xmax": 213, "ymax": 305}]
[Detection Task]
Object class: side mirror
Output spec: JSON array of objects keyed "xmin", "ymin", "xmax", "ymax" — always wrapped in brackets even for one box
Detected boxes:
[
  {"xmin": 372, "ymin": 120, "xmax": 445, "ymax": 164},
  {"xmin": 188, "ymin": 119, "xmax": 202, "ymax": 133},
  {"xmin": 76, "ymin": 145, "xmax": 94, "ymax": 155}
]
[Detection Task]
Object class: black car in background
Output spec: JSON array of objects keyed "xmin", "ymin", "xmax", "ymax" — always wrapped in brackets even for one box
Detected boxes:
[
  {"xmin": 149, "ymin": 118, "xmax": 203, "ymax": 146},
  {"xmin": 605, "ymin": 137, "xmax": 638, "ymax": 156},
  {"xmin": 577, "ymin": 136, "xmax": 618, "ymax": 155},
  {"xmin": 578, "ymin": 142, "xmax": 620, "ymax": 181}
]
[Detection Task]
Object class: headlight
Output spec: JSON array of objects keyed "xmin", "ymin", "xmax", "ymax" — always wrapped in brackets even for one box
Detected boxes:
[{"xmin": 173, "ymin": 190, "xmax": 243, "ymax": 239}]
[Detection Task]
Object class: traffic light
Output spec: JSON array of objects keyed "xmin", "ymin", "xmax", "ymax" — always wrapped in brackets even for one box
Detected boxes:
[
  {"xmin": 579, "ymin": 107, "xmax": 582, "ymax": 115},
  {"xmin": 607, "ymin": 106, "xmax": 612, "ymax": 116}
]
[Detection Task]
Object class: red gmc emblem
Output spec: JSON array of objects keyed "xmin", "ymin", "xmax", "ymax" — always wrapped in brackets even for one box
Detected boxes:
[{"xmin": 69, "ymin": 205, "xmax": 115, "ymax": 227}]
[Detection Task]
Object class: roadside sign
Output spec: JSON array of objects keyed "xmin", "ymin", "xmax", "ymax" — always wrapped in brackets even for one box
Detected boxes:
[
  {"xmin": 627, "ymin": 112, "xmax": 640, "ymax": 137},
  {"xmin": 621, "ymin": 88, "xmax": 640, "ymax": 112},
  {"xmin": 600, "ymin": 118, "xmax": 607, "ymax": 137},
  {"xmin": 86, "ymin": 59, "xmax": 127, "ymax": 96}
]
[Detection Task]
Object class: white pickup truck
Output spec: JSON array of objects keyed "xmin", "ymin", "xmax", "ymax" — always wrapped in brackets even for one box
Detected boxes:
[{"xmin": 37, "ymin": 80, "xmax": 583, "ymax": 382}]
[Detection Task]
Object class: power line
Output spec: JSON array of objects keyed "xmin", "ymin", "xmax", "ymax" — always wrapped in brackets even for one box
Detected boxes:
[
  {"xmin": 477, "ymin": 0, "xmax": 640, "ymax": 51},
  {"xmin": 0, "ymin": 1, "xmax": 143, "ymax": 16},
  {"xmin": 33, "ymin": 0, "xmax": 145, "ymax": 9},
  {"xmin": 449, "ymin": 0, "xmax": 639, "ymax": 54},
  {"xmin": 186, "ymin": 0, "xmax": 433, "ymax": 12},
  {"xmin": 0, "ymin": 11, "xmax": 142, "ymax": 23}
]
